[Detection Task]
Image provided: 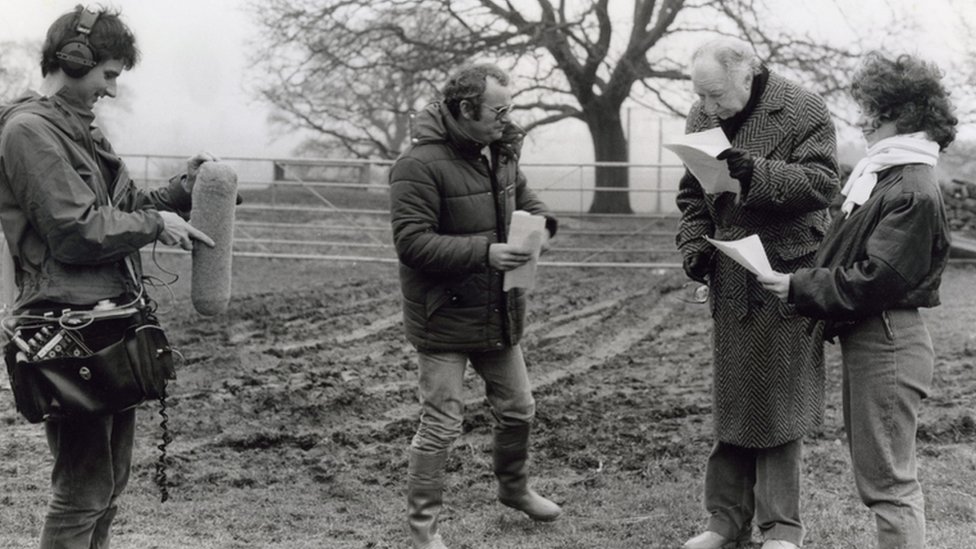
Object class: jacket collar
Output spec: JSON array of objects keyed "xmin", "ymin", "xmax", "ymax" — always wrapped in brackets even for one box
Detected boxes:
[
  {"xmin": 411, "ymin": 101, "xmax": 524, "ymax": 161},
  {"xmin": 51, "ymin": 86, "xmax": 97, "ymax": 132},
  {"xmin": 691, "ymin": 70, "xmax": 790, "ymax": 128},
  {"xmin": 689, "ymin": 71, "xmax": 792, "ymax": 159},
  {"xmin": 0, "ymin": 88, "xmax": 95, "ymax": 143},
  {"xmin": 729, "ymin": 72, "xmax": 789, "ymax": 156}
]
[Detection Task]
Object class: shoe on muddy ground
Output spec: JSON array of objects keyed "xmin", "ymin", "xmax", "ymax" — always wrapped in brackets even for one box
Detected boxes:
[
  {"xmin": 682, "ymin": 531, "xmax": 739, "ymax": 549},
  {"xmin": 498, "ymin": 488, "xmax": 562, "ymax": 522},
  {"xmin": 417, "ymin": 533, "xmax": 448, "ymax": 549},
  {"xmin": 760, "ymin": 541, "xmax": 799, "ymax": 549}
]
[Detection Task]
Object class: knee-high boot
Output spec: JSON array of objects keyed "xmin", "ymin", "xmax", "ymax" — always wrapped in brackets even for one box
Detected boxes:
[
  {"xmin": 493, "ymin": 423, "xmax": 562, "ymax": 522},
  {"xmin": 407, "ymin": 448, "xmax": 450, "ymax": 549}
]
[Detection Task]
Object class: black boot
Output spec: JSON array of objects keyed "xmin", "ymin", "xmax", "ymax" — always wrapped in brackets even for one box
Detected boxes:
[
  {"xmin": 407, "ymin": 448, "xmax": 450, "ymax": 549},
  {"xmin": 493, "ymin": 423, "xmax": 562, "ymax": 522}
]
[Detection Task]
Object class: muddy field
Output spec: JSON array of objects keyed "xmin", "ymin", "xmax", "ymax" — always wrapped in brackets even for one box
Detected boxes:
[{"xmin": 0, "ymin": 211, "xmax": 974, "ymax": 547}]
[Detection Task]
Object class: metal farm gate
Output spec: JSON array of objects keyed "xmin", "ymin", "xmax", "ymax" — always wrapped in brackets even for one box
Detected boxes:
[{"xmin": 121, "ymin": 154, "xmax": 688, "ymax": 270}]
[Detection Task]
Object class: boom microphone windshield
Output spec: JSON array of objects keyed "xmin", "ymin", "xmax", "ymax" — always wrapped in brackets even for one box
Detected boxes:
[{"xmin": 190, "ymin": 162, "xmax": 237, "ymax": 316}]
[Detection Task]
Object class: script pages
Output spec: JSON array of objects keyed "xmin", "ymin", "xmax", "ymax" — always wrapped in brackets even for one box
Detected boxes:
[
  {"xmin": 664, "ymin": 127, "xmax": 740, "ymax": 195},
  {"xmin": 704, "ymin": 235, "xmax": 774, "ymax": 277},
  {"xmin": 503, "ymin": 211, "xmax": 546, "ymax": 292}
]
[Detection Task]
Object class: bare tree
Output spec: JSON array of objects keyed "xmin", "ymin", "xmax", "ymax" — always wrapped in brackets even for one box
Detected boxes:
[
  {"xmin": 0, "ymin": 40, "xmax": 41, "ymax": 104},
  {"xmin": 247, "ymin": 1, "xmax": 475, "ymax": 159},
  {"xmin": 247, "ymin": 0, "xmax": 911, "ymax": 213}
]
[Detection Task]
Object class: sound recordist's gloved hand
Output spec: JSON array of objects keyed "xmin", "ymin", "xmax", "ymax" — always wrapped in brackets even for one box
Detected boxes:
[
  {"xmin": 181, "ymin": 152, "xmax": 219, "ymax": 193},
  {"xmin": 716, "ymin": 147, "xmax": 755, "ymax": 196},
  {"xmin": 157, "ymin": 210, "xmax": 215, "ymax": 250}
]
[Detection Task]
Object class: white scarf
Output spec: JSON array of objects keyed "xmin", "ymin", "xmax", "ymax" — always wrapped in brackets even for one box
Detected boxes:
[{"xmin": 841, "ymin": 132, "xmax": 939, "ymax": 217}]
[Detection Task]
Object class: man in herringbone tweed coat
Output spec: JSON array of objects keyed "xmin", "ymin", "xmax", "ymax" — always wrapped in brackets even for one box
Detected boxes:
[{"xmin": 675, "ymin": 38, "xmax": 839, "ymax": 549}]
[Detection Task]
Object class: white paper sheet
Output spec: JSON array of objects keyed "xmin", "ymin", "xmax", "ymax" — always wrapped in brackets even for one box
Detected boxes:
[
  {"xmin": 664, "ymin": 127, "xmax": 740, "ymax": 195},
  {"xmin": 705, "ymin": 235, "xmax": 773, "ymax": 277},
  {"xmin": 503, "ymin": 211, "xmax": 546, "ymax": 291}
]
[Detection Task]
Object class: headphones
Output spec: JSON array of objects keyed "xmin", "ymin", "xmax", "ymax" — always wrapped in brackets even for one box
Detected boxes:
[{"xmin": 55, "ymin": 8, "xmax": 100, "ymax": 78}]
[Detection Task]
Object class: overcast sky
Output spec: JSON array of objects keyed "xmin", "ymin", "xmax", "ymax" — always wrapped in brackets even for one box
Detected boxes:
[
  {"xmin": 3, "ymin": 0, "xmax": 303, "ymax": 158},
  {"xmin": 3, "ymin": 0, "xmax": 974, "ymax": 163}
]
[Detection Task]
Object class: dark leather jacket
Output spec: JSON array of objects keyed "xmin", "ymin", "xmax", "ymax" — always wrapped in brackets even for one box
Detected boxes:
[{"xmin": 790, "ymin": 163, "xmax": 951, "ymax": 339}]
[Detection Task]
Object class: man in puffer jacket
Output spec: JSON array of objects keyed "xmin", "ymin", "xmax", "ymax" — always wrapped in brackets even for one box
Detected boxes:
[{"xmin": 389, "ymin": 63, "xmax": 561, "ymax": 549}]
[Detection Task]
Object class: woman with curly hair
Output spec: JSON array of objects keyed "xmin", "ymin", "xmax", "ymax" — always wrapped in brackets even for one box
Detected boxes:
[{"xmin": 757, "ymin": 52, "xmax": 957, "ymax": 548}]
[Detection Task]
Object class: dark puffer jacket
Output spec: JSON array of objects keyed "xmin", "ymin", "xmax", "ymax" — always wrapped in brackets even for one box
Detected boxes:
[{"xmin": 389, "ymin": 102, "xmax": 555, "ymax": 352}]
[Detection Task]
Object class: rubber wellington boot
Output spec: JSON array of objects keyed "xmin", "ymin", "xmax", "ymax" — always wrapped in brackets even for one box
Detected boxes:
[
  {"xmin": 493, "ymin": 424, "xmax": 562, "ymax": 522},
  {"xmin": 407, "ymin": 448, "xmax": 450, "ymax": 549}
]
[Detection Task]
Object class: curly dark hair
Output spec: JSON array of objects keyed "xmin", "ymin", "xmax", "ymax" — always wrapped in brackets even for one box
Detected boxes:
[
  {"xmin": 41, "ymin": 6, "xmax": 140, "ymax": 77},
  {"xmin": 442, "ymin": 63, "xmax": 509, "ymax": 120},
  {"xmin": 850, "ymin": 52, "xmax": 957, "ymax": 150}
]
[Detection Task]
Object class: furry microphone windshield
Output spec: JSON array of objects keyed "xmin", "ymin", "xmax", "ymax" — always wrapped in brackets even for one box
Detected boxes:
[{"xmin": 190, "ymin": 162, "xmax": 237, "ymax": 316}]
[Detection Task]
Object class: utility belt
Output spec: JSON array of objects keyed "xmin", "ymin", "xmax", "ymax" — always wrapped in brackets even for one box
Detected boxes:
[{"xmin": 2, "ymin": 299, "xmax": 175, "ymax": 423}]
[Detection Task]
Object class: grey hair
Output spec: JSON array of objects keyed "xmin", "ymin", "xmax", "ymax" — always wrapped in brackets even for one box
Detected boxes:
[{"xmin": 691, "ymin": 38, "xmax": 762, "ymax": 79}]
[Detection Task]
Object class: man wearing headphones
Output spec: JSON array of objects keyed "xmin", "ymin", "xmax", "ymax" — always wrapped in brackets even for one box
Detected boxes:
[{"xmin": 0, "ymin": 7, "xmax": 213, "ymax": 547}]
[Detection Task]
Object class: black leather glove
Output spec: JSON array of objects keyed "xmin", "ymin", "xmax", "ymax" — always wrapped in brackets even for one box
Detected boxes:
[
  {"xmin": 683, "ymin": 251, "xmax": 714, "ymax": 283},
  {"xmin": 717, "ymin": 147, "xmax": 755, "ymax": 195}
]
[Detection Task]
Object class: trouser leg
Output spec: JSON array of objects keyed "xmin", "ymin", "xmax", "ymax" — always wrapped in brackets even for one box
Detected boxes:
[
  {"xmin": 89, "ymin": 410, "xmax": 135, "ymax": 549},
  {"xmin": 754, "ymin": 439, "xmax": 804, "ymax": 546},
  {"xmin": 842, "ymin": 311, "xmax": 933, "ymax": 549},
  {"xmin": 703, "ymin": 441, "xmax": 755, "ymax": 542},
  {"xmin": 471, "ymin": 345, "xmax": 560, "ymax": 521},
  {"xmin": 40, "ymin": 408, "xmax": 135, "ymax": 549},
  {"xmin": 407, "ymin": 351, "xmax": 467, "ymax": 547}
]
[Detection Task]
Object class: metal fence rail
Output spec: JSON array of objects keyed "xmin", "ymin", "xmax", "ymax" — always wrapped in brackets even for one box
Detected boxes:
[{"xmin": 117, "ymin": 153, "xmax": 692, "ymax": 268}]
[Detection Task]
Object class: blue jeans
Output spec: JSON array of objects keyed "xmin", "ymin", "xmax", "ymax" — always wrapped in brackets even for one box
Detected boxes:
[
  {"xmin": 703, "ymin": 439, "xmax": 804, "ymax": 546},
  {"xmin": 40, "ymin": 409, "xmax": 135, "ymax": 549},
  {"xmin": 840, "ymin": 309, "xmax": 933, "ymax": 549},
  {"xmin": 411, "ymin": 345, "xmax": 535, "ymax": 452}
]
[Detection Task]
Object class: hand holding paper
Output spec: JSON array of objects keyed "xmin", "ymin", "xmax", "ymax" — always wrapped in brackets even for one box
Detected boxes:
[
  {"xmin": 664, "ymin": 127, "xmax": 740, "ymax": 195},
  {"xmin": 704, "ymin": 234, "xmax": 773, "ymax": 277},
  {"xmin": 756, "ymin": 270, "xmax": 792, "ymax": 302}
]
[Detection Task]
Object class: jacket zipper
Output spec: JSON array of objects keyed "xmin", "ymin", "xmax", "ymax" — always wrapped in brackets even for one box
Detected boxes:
[{"xmin": 483, "ymin": 150, "xmax": 510, "ymax": 342}]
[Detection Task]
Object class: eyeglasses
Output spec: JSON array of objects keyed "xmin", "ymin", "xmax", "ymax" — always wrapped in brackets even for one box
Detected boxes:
[{"xmin": 486, "ymin": 104, "xmax": 514, "ymax": 120}]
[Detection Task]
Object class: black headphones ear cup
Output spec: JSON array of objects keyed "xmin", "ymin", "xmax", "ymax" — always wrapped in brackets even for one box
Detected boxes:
[
  {"xmin": 57, "ymin": 39, "xmax": 96, "ymax": 78},
  {"xmin": 55, "ymin": 8, "xmax": 100, "ymax": 78}
]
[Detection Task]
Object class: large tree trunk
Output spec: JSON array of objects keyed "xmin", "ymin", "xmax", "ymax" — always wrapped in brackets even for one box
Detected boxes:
[{"xmin": 585, "ymin": 107, "xmax": 632, "ymax": 214}]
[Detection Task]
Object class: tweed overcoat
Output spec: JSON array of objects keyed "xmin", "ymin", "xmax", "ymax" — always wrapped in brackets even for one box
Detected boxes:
[
  {"xmin": 389, "ymin": 102, "xmax": 554, "ymax": 352},
  {"xmin": 675, "ymin": 72, "xmax": 840, "ymax": 448}
]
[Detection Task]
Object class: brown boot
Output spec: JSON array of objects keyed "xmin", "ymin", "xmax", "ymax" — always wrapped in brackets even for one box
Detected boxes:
[
  {"xmin": 407, "ymin": 448, "xmax": 450, "ymax": 549},
  {"xmin": 493, "ymin": 424, "xmax": 562, "ymax": 522}
]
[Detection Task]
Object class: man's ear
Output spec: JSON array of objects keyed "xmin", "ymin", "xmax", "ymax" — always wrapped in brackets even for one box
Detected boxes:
[
  {"xmin": 739, "ymin": 70, "xmax": 753, "ymax": 90},
  {"xmin": 459, "ymin": 99, "xmax": 475, "ymax": 120}
]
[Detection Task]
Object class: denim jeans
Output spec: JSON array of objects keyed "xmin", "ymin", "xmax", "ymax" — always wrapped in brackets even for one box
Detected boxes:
[
  {"xmin": 703, "ymin": 439, "xmax": 804, "ymax": 546},
  {"xmin": 40, "ymin": 409, "xmax": 135, "ymax": 549},
  {"xmin": 411, "ymin": 345, "xmax": 536, "ymax": 452},
  {"xmin": 840, "ymin": 309, "xmax": 933, "ymax": 549}
]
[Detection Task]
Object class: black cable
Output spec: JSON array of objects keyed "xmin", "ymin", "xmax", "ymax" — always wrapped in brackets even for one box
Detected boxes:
[
  {"xmin": 146, "ymin": 239, "xmax": 181, "ymax": 286},
  {"xmin": 154, "ymin": 387, "xmax": 172, "ymax": 503}
]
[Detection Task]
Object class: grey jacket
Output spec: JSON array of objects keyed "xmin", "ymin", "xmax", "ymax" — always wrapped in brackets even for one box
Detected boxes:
[{"xmin": 0, "ymin": 89, "xmax": 191, "ymax": 309}]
